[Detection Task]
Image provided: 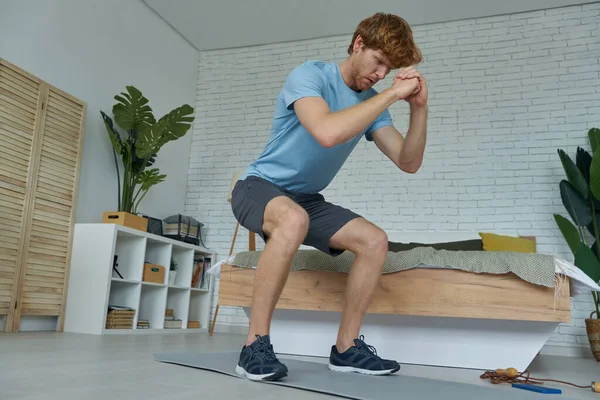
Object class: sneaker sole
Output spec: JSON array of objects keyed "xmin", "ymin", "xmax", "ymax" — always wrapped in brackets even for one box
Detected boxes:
[
  {"xmin": 328, "ymin": 363, "xmax": 400, "ymax": 375},
  {"xmin": 235, "ymin": 364, "xmax": 287, "ymax": 381}
]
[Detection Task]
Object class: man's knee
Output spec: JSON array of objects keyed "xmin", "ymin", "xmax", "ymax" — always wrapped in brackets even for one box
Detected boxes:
[
  {"xmin": 359, "ymin": 225, "xmax": 388, "ymax": 258},
  {"xmin": 281, "ymin": 206, "xmax": 309, "ymax": 236},
  {"xmin": 265, "ymin": 198, "xmax": 309, "ymax": 243}
]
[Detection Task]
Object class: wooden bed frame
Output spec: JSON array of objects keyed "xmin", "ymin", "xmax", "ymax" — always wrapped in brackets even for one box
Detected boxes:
[{"xmin": 211, "ymin": 230, "xmax": 571, "ymax": 370}]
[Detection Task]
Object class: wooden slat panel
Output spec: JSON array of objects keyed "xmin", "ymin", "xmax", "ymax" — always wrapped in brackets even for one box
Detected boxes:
[
  {"xmin": 41, "ymin": 125, "xmax": 78, "ymax": 151},
  {"xmin": 46, "ymin": 104, "xmax": 80, "ymax": 126},
  {"xmin": 44, "ymin": 134, "xmax": 78, "ymax": 155},
  {"xmin": 0, "ymin": 60, "xmax": 39, "ymax": 322},
  {"xmin": 0, "ymin": 108, "xmax": 34, "ymax": 133},
  {"xmin": 38, "ymin": 170, "xmax": 73, "ymax": 191},
  {"xmin": 44, "ymin": 119, "xmax": 79, "ymax": 143},
  {"xmin": 45, "ymin": 106, "xmax": 81, "ymax": 131},
  {"xmin": 24, "ymin": 265, "xmax": 64, "ymax": 280},
  {"xmin": 18, "ymin": 84, "xmax": 84, "ymax": 320},
  {"xmin": 0, "ymin": 91, "xmax": 36, "ymax": 114},
  {"xmin": 40, "ymin": 148, "xmax": 77, "ymax": 170},
  {"xmin": 28, "ymin": 242, "xmax": 67, "ymax": 257},
  {"xmin": 0, "ymin": 159, "xmax": 27, "ymax": 182},
  {"xmin": 0, "ymin": 68, "xmax": 39, "ymax": 95},
  {"xmin": 29, "ymin": 239, "xmax": 68, "ymax": 255},
  {"xmin": 36, "ymin": 184, "xmax": 72, "ymax": 202},
  {"xmin": 38, "ymin": 166, "xmax": 75, "ymax": 186},
  {"xmin": 219, "ymin": 264, "xmax": 572, "ymax": 323},
  {"xmin": 48, "ymin": 90, "xmax": 81, "ymax": 115},
  {"xmin": 45, "ymin": 116, "xmax": 80, "ymax": 137},
  {"xmin": 0, "ymin": 87, "xmax": 35, "ymax": 112},
  {"xmin": 0, "ymin": 147, "xmax": 31, "ymax": 170},
  {"xmin": 0, "ymin": 124, "xmax": 34, "ymax": 146},
  {"xmin": 26, "ymin": 222, "xmax": 68, "ymax": 241},
  {"xmin": 24, "ymin": 276, "xmax": 64, "ymax": 287},
  {"xmin": 0, "ymin": 101, "xmax": 35, "ymax": 126},
  {"xmin": 20, "ymin": 307, "xmax": 61, "ymax": 315},
  {"xmin": 38, "ymin": 175, "xmax": 73, "ymax": 195},
  {"xmin": 0, "ymin": 81, "xmax": 37, "ymax": 105},
  {"xmin": 33, "ymin": 209, "xmax": 70, "ymax": 225},
  {"xmin": 0, "ymin": 62, "xmax": 40, "ymax": 90}
]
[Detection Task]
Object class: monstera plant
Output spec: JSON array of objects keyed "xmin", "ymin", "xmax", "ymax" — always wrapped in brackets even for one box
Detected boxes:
[
  {"xmin": 100, "ymin": 86, "xmax": 194, "ymax": 214},
  {"xmin": 554, "ymin": 127, "xmax": 600, "ymax": 360}
]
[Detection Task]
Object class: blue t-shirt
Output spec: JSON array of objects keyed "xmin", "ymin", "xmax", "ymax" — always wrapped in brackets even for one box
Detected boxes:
[{"xmin": 241, "ymin": 60, "xmax": 393, "ymax": 194}]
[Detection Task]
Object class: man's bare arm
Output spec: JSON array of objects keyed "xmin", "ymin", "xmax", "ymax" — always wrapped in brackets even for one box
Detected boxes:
[
  {"xmin": 293, "ymin": 78, "xmax": 419, "ymax": 148},
  {"xmin": 371, "ymin": 104, "xmax": 428, "ymax": 173}
]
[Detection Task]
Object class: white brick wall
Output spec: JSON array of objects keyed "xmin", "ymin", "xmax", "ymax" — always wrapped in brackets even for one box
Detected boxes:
[{"xmin": 187, "ymin": 3, "xmax": 600, "ymax": 351}]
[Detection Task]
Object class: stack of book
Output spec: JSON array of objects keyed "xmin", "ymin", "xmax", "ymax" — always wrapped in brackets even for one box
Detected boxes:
[
  {"xmin": 137, "ymin": 319, "xmax": 150, "ymax": 329},
  {"xmin": 105, "ymin": 305, "xmax": 135, "ymax": 329},
  {"xmin": 191, "ymin": 257, "xmax": 211, "ymax": 289},
  {"xmin": 164, "ymin": 308, "xmax": 182, "ymax": 329}
]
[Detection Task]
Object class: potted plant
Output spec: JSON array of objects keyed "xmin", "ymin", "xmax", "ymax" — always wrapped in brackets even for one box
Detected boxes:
[
  {"xmin": 169, "ymin": 258, "xmax": 178, "ymax": 286},
  {"xmin": 100, "ymin": 86, "xmax": 194, "ymax": 231},
  {"xmin": 553, "ymin": 127, "xmax": 600, "ymax": 361}
]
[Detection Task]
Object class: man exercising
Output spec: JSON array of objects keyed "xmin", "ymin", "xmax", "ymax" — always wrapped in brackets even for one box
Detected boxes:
[{"xmin": 231, "ymin": 12, "xmax": 428, "ymax": 381}]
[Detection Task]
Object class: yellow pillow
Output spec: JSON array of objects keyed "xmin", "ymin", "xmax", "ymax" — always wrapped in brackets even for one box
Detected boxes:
[{"xmin": 478, "ymin": 232, "xmax": 536, "ymax": 253}]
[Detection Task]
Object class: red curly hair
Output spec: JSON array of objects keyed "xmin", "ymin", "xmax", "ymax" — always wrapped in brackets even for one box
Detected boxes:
[{"xmin": 348, "ymin": 13, "xmax": 423, "ymax": 68}]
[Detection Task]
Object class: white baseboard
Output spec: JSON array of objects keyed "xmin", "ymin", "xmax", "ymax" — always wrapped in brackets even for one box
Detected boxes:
[
  {"xmin": 540, "ymin": 343, "xmax": 593, "ymax": 359},
  {"xmin": 213, "ymin": 321, "xmax": 597, "ymax": 362}
]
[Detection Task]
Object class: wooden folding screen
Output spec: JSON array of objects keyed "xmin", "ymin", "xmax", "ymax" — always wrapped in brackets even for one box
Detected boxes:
[{"xmin": 0, "ymin": 58, "xmax": 85, "ymax": 332}]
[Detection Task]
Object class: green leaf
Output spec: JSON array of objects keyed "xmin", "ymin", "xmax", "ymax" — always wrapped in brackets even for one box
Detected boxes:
[
  {"xmin": 560, "ymin": 179, "xmax": 592, "ymax": 227},
  {"xmin": 558, "ymin": 149, "xmax": 588, "ymax": 200},
  {"xmin": 112, "ymin": 86, "xmax": 156, "ymax": 134},
  {"xmin": 590, "ymin": 146, "xmax": 600, "ymax": 200},
  {"xmin": 158, "ymin": 104, "xmax": 195, "ymax": 141},
  {"xmin": 135, "ymin": 118, "xmax": 170, "ymax": 159},
  {"xmin": 136, "ymin": 168, "xmax": 166, "ymax": 190},
  {"xmin": 100, "ymin": 111, "xmax": 122, "ymax": 154},
  {"xmin": 574, "ymin": 242, "xmax": 600, "ymax": 283},
  {"xmin": 135, "ymin": 104, "xmax": 194, "ymax": 159},
  {"xmin": 589, "ymin": 127, "xmax": 600, "ymax": 154},
  {"xmin": 576, "ymin": 147, "xmax": 592, "ymax": 185},
  {"xmin": 554, "ymin": 214, "xmax": 581, "ymax": 255},
  {"xmin": 586, "ymin": 212, "xmax": 600, "ymax": 237}
]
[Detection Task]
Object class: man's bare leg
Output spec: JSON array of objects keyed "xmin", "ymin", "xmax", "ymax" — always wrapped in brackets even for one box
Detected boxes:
[
  {"xmin": 245, "ymin": 196, "xmax": 309, "ymax": 346},
  {"xmin": 328, "ymin": 217, "xmax": 389, "ymax": 352}
]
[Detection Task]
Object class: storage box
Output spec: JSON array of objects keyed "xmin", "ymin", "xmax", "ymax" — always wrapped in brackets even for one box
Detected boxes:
[
  {"xmin": 143, "ymin": 263, "xmax": 165, "ymax": 284},
  {"xmin": 137, "ymin": 213, "xmax": 163, "ymax": 235},
  {"xmin": 103, "ymin": 211, "xmax": 148, "ymax": 232}
]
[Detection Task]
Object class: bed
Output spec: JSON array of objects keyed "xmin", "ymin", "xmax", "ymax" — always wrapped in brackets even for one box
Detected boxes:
[{"xmin": 210, "ymin": 231, "xmax": 599, "ymax": 371}]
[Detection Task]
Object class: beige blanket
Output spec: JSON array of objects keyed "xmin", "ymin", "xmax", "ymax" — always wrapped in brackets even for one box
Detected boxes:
[{"xmin": 231, "ymin": 247, "xmax": 557, "ymax": 288}]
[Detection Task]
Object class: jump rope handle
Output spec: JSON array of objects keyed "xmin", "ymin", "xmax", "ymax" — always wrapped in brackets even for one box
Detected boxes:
[{"xmin": 495, "ymin": 368, "xmax": 518, "ymax": 378}]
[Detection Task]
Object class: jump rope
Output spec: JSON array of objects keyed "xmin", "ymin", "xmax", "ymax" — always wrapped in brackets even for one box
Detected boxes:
[{"xmin": 480, "ymin": 367, "xmax": 600, "ymax": 394}]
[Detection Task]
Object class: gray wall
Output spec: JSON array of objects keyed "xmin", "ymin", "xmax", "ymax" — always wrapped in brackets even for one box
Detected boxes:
[
  {"xmin": 0, "ymin": 0, "xmax": 199, "ymax": 223},
  {"xmin": 145, "ymin": 0, "xmax": 598, "ymax": 50}
]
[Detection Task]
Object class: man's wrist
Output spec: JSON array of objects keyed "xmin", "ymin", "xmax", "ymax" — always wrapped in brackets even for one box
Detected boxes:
[
  {"xmin": 410, "ymin": 102, "xmax": 428, "ymax": 112},
  {"xmin": 383, "ymin": 87, "xmax": 402, "ymax": 103}
]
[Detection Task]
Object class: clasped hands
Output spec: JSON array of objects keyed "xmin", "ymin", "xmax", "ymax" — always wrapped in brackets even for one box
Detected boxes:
[{"xmin": 391, "ymin": 66, "xmax": 428, "ymax": 109}]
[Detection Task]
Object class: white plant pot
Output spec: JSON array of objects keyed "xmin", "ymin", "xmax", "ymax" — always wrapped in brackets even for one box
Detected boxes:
[{"xmin": 168, "ymin": 271, "xmax": 177, "ymax": 286}]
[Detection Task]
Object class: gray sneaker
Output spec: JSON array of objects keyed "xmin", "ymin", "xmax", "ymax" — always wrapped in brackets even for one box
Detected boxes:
[
  {"xmin": 328, "ymin": 335, "xmax": 401, "ymax": 375},
  {"xmin": 236, "ymin": 335, "xmax": 288, "ymax": 381}
]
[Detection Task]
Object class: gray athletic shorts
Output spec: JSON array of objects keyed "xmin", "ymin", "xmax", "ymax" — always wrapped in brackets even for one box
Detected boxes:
[{"xmin": 231, "ymin": 175, "xmax": 361, "ymax": 256}]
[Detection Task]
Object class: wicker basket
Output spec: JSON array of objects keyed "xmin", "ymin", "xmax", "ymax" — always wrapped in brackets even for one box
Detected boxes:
[{"xmin": 585, "ymin": 311, "xmax": 600, "ymax": 361}]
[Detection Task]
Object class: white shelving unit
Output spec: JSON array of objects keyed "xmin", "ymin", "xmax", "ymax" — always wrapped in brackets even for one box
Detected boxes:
[{"xmin": 63, "ymin": 223, "xmax": 215, "ymax": 335}]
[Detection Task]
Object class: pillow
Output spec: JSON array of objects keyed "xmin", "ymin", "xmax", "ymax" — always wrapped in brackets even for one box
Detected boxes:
[
  {"xmin": 388, "ymin": 239, "xmax": 483, "ymax": 252},
  {"xmin": 478, "ymin": 232, "xmax": 536, "ymax": 253}
]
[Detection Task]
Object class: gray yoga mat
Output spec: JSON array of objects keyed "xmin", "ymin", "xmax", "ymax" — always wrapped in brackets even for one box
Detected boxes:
[{"xmin": 153, "ymin": 351, "xmax": 575, "ymax": 399}]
